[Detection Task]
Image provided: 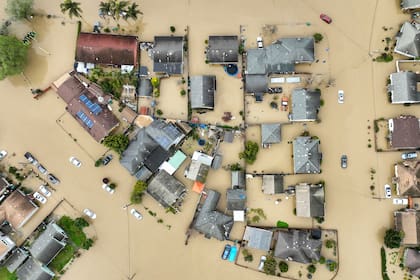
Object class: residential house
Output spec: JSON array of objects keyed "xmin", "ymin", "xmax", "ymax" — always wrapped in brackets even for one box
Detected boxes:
[
  {"xmin": 0, "ymin": 176, "xmax": 10, "ymax": 196},
  {"xmin": 245, "ymin": 37, "xmax": 314, "ymax": 95},
  {"xmin": 394, "ymin": 160, "xmax": 420, "ymax": 196},
  {"xmin": 231, "ymin": 170, "xmax": 245, "ymax": 189},
  {"xmin": 404, "ymin": 248, "xmax": 420, "ymax": 277},
  {"xmin": 242, "ymin": 226, "xmax": 273, "ymax": 252},
  {"xmin": 190, "ymin": 75, "xmax": 216, "ymax": 110},
  {"xmin": 295, "ymin": 183, "xmax": 325, "ymax": 218},
  {"xmin": 29, "ymin": 222, "xmax": 67, "ymax": 265},
  {"xmin": 120, "ymin": 107, "xmax": 138, "ymax": 124},
  {"xmin": 293, "ymin": 136, "xmax": 322, "ymax": 174},
  {"xmin": 185, "ymin": 160, "xmax": 210, "ymax": 183},
  {"xmin": 261, "ymin": 123, "xmax": 281, "ymax": 147},
  {"xmin": 52, "ymin": 72, "xmax": 119, "ymax": 142},
  {"xmin": 16, "ymin": 256, "xmax": 55, "ymax": 280},
  {"xmin": 274, "ymin": 229, "xmax": 322, "ymax": 264},
  {"xmin": 206, "ymin": 36, "xmax": 239, "ymax": 64},
  {"xmin": 0, "ymin": 234, "xmax": 15, "ymax": 263},
  {"xmin": 120, "ymin": 120, "xmax": 185, "ymax": 179},
  {"xmin": 262, "ymin": 174, "xmax": 284, "ymax": 194},
  {"xmin": 290, "ymin": 88, "xmax": 321, "ymax": 122},
  {"xmin": 226, "ymin": 188, "xmax": 246, "ymax": 221},
  {"xmin": 401, "ymin": 0, "xmax": 420, "ymax": 11},
  {"xmin": 388, "ymin": 71, "xmax": 420, "ymax": 104},
  {"xmin": 395, "ymin": 22, "xmax": 420, "ymax": 58},
  {"xmin": 4, "ymin": 248, "xmax": 29, "ymax": 273},
  {"xmin": 75, "ymin": 32, "xmax": 138, "ymax": 72},
  {"xmin": 147, "ymin": 170, "xmax": 187, "ymax": 209},
  {"xmin": 394, "ymin": 210, "xmax": 420, "ymax": 246},
  {"xmin": 152, "ymin": 36, "xmax": 184, "ymax": 75},
  {"xmin": 192, "ymin": 189, "xmax": 234, "ymax": 241},
  {"xmin": 388, "ymin": 115, "xmax": 420, "ymax": 150},
  {"xmin": 138, "ymin": 78, "xmax": 153, "ymax": 97},
  {"xmin": 0, "ymin": 190, "xmax": 38, "ymax": 230},
  {"xmin": 159, "ymin": 150, "xmax": 187, "ymax": 175}
]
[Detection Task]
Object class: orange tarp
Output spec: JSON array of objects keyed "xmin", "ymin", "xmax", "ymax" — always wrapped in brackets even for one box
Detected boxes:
[{"xmin": 192, "ymin": 181, "xmax": 205, "ymax": 193}]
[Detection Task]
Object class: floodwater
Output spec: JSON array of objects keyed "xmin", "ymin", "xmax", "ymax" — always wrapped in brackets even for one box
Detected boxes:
[{"xmin": 0, "ymin": 0, "xmax": 419, "ymax": 280}]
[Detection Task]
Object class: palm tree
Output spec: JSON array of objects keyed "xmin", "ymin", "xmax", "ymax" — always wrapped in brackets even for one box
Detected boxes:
[
  {"xmin": 124, "ymin": 2, "xmax": 142, "ymax": 21},
  {"xmin": 99, "ymin": 1, "xmax": 113, "ymax": 18},
  {"xmin": 60, "ymin": 0, "xmax": 82, "ymax": 19},
  {"xmin": 113, "ymin": 0, "xmax": 129, "ymax": 20}
]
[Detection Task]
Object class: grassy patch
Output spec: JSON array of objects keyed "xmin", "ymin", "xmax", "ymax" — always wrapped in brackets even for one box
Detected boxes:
[
  {"xmin": 57, "ymin": 216, "xmax": 87, "ymax": 248},
  {"xmin": 49, "ymin": 244, "xmax": 75, "ymax": 273},
  {"xmin": 0, "ymin": 267, "xmax": 17, "ymax": 280}
]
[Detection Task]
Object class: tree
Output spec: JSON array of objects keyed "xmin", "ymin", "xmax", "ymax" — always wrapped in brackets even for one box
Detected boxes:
[
  {"xmin": 102, "ymin": 134, "xmax": 129, "ymax": 154},
  {"xmin": 124, "ymin": 2, "xmax": 142, "ymax": 20},
  {"xmin": 99, "ymin": 1, "xmax": 113, "ymax": 18},
  {"xmin": 239, "ymin": 141, "xmax": 259, "ymax": 164},
  {"xmin": 278, "ymin": 261, "xmax": 288, "ymax": 273},
  {"xmin": 74, "ymin": 217, "xmax": 89, "ymax": 228},
  {"xmin": 60, "ymin": 0, "xmax": 82, "ymax": 19},
  {"xmin": 325, "ymin": 239, "xmax": 336, "ymax": 249},
  {"xmin": 313, "ymin": 33, "xmax": 323, "ymax": 43},
  {"xmin": 113, "ymin": 0, "xmax": 129, "ymax": 20},
  {"xmin": 130, "ymin": 180, "xmax": 147, "ymax": 204},
  {"xmin": 0, "ymin": 35, "xmax": 28, "ymax": 80},
  {"xmin": 263, "ymin": 255, "xmax": 277, "ymax": 275},
  {"xmin": 307, "ymin": 264, "xmax": 316, "ymax": 273},
  {"xmin": 6, "ymin": 0, "xmax": 34, "ymax": 21},
  {"xmin": 384, "ymin": 229, "xmax": 403, "ymax": 249}
]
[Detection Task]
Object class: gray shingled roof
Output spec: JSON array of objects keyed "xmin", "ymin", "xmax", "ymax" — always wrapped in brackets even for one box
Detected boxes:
[
  {"xmin": 29, "ymin": 223, "xmax": 67, "ymax": 265},
  {"xmin": 395, "ymin": 22, "xmax": 420, "ymax": 58},
  {"xmin": 134, "ymin": 165, "xmax": 153, "ymax": 181},
  {"xmin": 293, "ymin": 137, "xmax": 321, "ymax": 174},
  {"xmin": 290, "ymin": 88, "xmax": 321, "ymax": 121},
  {"xmin": 262, "ymin": 174, "xmax": 284, "ymax": 194},
  {"xmin": 261, "ymin": 123, "xmax": 281, "ymax": 144},
  {"xmin": 274, "ymin": 230, "xmax": 322, "ymax": 264},
  {"xmin": 243, "ymin": 226, "xmax": 273, "ymax": 252},
  {"xmin": 401, "ymin": 0, "xmax": 420, "ymax": 10},
  {"xmin": 295, "ymin": 184, "xmax": 325, "ymax": 218},
  {"xmin": 152, "ymin": 36, "xmax": 184, "ymax": 75},
  {"xmin": 405, "ymin": 248, "xmax": 420, "ymax": 277},
  {"xmin": 389, "ymin": 72, "xmax": 420, "ymax": 104},
  {"xmin": 16, "ymin": 257, "xmax": 55, "ymax": 280},
  {"xmin": 226, "ymin": 188, "xmax": 246, "ymax": 211},
  {"xmin": 190, "ymin": 76, "xmax": 216, "ymax": 110},
  {"xmin": 4, "ymin": 248, "xmax": 28, "ymax": 273},
  {"xmin": 207, "ymin": 36, "xmax": 238, "ymax": 64},
  {"xmin": 143, "ymin": 146, "xmax": 170, "ymax": 173},
  {"xmin": 138, "ymin": 78, "xmax": 153, "ymax": 97},
  {"xmin": 245, "ymin": 74, "xmax": 269, "ymax": 93},
  {"xmin": 193, "ymin": 189, "xmax": 233, "ymax": 241},
  {"xmin": 147, "ymin": 170, "xmax": 186, "ymax": 208},
  {"xmin": 145, "ymin": 120, "xmax": 185, "ymax": 151},
  {"xmin": 231, "ymin": 171, "xmax": 245, "ymax": 188}
]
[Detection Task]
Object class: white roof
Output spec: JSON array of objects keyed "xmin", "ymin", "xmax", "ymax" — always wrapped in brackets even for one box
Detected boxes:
[
  {"xmin": 233, "ymin": 210, "xmax": 245, "ymax": 222},
  {"xmin": 192, "ymin": 151, "xmax": 213, "ymax": 166},
  {"xmin": 159, "ymin": 161, "xmax": 176, "ymax": 175}
]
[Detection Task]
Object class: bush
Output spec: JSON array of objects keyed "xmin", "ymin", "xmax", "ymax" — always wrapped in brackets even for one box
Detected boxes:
[
  {"xmin": 325, "ymin": 239, "xmax": 336, "ymax": 249},
  {"xmin": 263, "ymin": 255, "xmax": 277, "ymax": 275},
  {"xmin": 156, "ymin": 109, "xmax": 163, "ymax": 116},
  {"xmin": 180, "ymin": 89, "xmax": 186, "ymax": 96},
  {"xmin": 239, "ymin": 141, "xmax": 259, "ymax": 164},
  {"xmin": 279, "ymin": 261, "xmax": 288, "ymax": 273},
  {"xmin": 49, "ymin": 244, "xmax": 75, "ymax": 273},
  {"xmin": 82, "ymin": 238, "xmax": 94, "ymax": 250},
  {"xmin": 130, "ymin": 180, "xmax": 147, "ymax": 204},
  {"xmin": 170, "ymin": 26, "xmax": 176, "ymax": 33},
  {"xmin": 57, "ymin": 216, "xmax": 87, "ymax": 248},
  {"xmin": 307, "ymin": 264, "xmax": 316, "ymax": 273},
  {"xmin": 109, "ymin": 183, "xmax": 117, "ymax": 189},
  {"xmin": 74, "ymin": 217, "xmax": 89, "ymax": 228},
  {"xmin": 276, "ymin": 220, "xmax": 289, "ymax": 228},
  {"xmin": 327, "ymin": 261, "xmax": 337, "ymax": 272},
  {"xmin": 94, "ymin": 158, "xmax": 102, "ymax": 167},
  {"xmin": 319, "ymin": 256, "xmax": 326, "ymax": 264},
  {"xmin": 230, "ymin": 163, "xmax": 242, "ymax": 171},
  {"xmin": 313, "ymin": 33, "xmax": 323, "ymax": 43},
  {"xmin": 384, "ymin": 229, "xmax": 403, "ymax": 249}
]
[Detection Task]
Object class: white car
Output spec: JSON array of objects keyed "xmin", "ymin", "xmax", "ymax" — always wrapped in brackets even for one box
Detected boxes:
[
  {"xmin": 39, "ymin": 185, "xmax": 51, "ymax": 197},
  {"xmin": 33, "ymin": 192, "xmax": 47, "ymax": 204},
  {"xmin": 258, "ymin": 256, "xmax": 267, "ymax": 271},
  {"xmin": 338, "ymin": 90, "xmax": 344, "ymax": 104},
  {"xmin": 130, "ymin": 209, "xmax": 143, "ymax": 220},
  {"xmin": 0, "ymin": 150, "xmax": 7, "ymax": 160},
  {"xmin": 384, "ymin": 184, "xmax": 392, "ymax": 199},
  {"xmin": 83, "ymin": 208, "xmax": 97, "ymax": 219},
  {"xmin": 257, "ymin": 36, "xmax": 263, "ymax": 48},
  {"xmin": 393, "ymin": 198, "xmax": 408, "ymax": 205},
  {"xmin": 102, "ymin": 183, "xmax": 115, "ymax": 194},
  {"xmin": 69, "ymin": 157, "xmax": 82, "ymax": 167}
]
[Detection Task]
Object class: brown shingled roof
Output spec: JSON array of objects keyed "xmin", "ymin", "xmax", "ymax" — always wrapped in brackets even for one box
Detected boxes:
[
  {"xmin": 391, "ymin": 115, "xmax": 420, "ymax": 149},
  {"xmin": 0, "ymin": 190, "xmax": 38, "ymax": 230},
  {"xmin": 76, "ymin": 33, "xmax": 138, "ymax": 66}
]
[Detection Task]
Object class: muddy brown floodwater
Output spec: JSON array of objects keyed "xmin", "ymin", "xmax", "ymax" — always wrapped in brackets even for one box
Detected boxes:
[{"xmin": 0, "ymin": 0, "xmax": 419, "ymax": 280}]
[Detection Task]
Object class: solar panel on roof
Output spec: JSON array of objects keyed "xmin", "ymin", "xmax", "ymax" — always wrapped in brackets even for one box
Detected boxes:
[
  {"xmin": 76, "ymin": 110, "xmax": 94, "ymax": 129},
  {"xmin": 79, "ymin": 95, "xmax": 88, "ymax": 102}
]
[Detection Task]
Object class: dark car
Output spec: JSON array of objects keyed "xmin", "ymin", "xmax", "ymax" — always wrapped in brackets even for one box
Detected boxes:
[
  {"xmin": 268, "ymin": 87, "xmax": 283, "ymax": 94},
  {"xmin": 102, "ymin": 154, "xmax": 113, "ymax": 166},
  {"xmin": 24, "ymin": 152, "xmax": 36, "ymax": 163},
  {"xmin": 221, "ymin": 244, "xmax": 231, "ymax": 260},
  {"xmin": 341, "ymin": 155, "xmax": 347, "ymax": 169},
  {"xmin": 320, "ymin": 13, "xmax": 332, "ymax": 24},
  {"xmin": 37, "ymin": 164, "xmax": 47, "ymax": 174},
  {"xmin": 47, "ymin": 174, "xmax": 60, "ymax": 185}
]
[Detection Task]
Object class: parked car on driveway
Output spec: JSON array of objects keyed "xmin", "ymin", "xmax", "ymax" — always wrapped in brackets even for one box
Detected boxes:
[
  {"xmin": 320, "ymin": 13, "xmax": 332, "ymax": 24},
  {"xmin": 39, "ymin": 185, "xmax": 51, "ymax": 197},
  {"xmin": 47, "ymin": 174, "xmax": 60, "ymax": 185},
  {"xmin": 402, "ymin": 152, "xmax": 417, "ymax": 160},
  {"xmin": 338, "ymin": 90, "xmax": 344, "ymax": 104},
  {"xmin": 384, "ymin": 184, "xmax": 392, "ymax": 198},
  {"xmin": 83, "ymin": 208, "xmax": 96, "ymax": 219},
  {"xmin": 33, "ymin": 192, "xmax": 47, "ymax": 204},
  {"xmin": 69, "ymin": 157, "xmax": 82, "ymax": 167},
  {"xmin": 37, "ymin": 164, "xmax": 47, "ymax": 174},
  {"xmin": 221, "ymin": 244, "xmax": 231, "ymax": 260},
  {"xmin": 0, "ymin": 150, "xmax": 7, "ymax": 160},
  {"xmin": 102, "ymin": 154, "xmax": 113, "ymax": 166},
  {"xmin": 341, "ymin": 155, "xmax": 348, "ymax": 168},
  {"xmin": 102, "ymin": 183, "xmax": 115, "ymax": 194},
  {"xmin": 258, "ymin": 256, "xmax": 267, "ymax": 271},
  {"xmin": 130, "ymin": 209, "xmax": 143, "ymax": 220}
]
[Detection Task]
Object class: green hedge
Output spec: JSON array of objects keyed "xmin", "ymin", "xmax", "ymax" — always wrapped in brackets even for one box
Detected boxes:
[{"xmin": 381, "ymin": 247, "xmax": 390, "ymax": 280}]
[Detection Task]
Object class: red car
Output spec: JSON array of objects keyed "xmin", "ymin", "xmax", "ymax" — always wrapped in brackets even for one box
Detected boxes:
[{"xmin": 320, "ymin": 14, "xmax": 332, "ymax": 24}]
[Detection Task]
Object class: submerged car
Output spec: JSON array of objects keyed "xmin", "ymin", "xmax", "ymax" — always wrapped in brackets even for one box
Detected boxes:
[
  {"xmin": 341, "ymin": 155, "xmax": 348, "ymax": 168},
  {"xmin": 320, "ymin": 13, "xmax": 332, "ymax": 24},
  {"xmin": 257, "ymin": 36, "xmax": 263, "ymax": 48},
  {"xmin": 102, "ymin": 154, "xmax": 113, "ymax": 166},
  {"xmin": 0, "ymin": 150, "xmax": 7, "ymax": 160},
  {"xmin": 338, "ymin": 90, "xmax": 344, "ymax": 104},
  {"xmin": 130, "ymin": 209, "xmax": 143, "ymax": 220},
  {"xmin": 221, "ymin": 244, "xmax": 231, "ymax": 260},
  {"xmin": 83, "ymin": 208, "xmax": 97, "ymax": 219},
  {"xmin": 33, "ymin": 192, "xmax": 47, "ymax": 204},
  {"xmin": 47, "ymin": 174, "xmax": 60, "ymax": 185},
  {"xmin": 69, "ymin": 157, "xmax": 82, "ymax": 167},
  {"xmin": 384, "ymin": 184, "xmax": 392, "ymax": 199},
  {"xmin": 102, "ymin": 183, "xmax": 115, "ymax": 194},
  {"xmin": 37, "ymin": 164, "xmax": 47, "ymax": 174},
  {"xmin": 39, "ymin": 185, "xmax": 51, "ymax": 197},
  {"xmin": 258, "ymin": 256, "xmax": 267, "ymax": 271},
  {"xmin": 402, "ymin": 152, "xmax": 417, "ymax": 160}
]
